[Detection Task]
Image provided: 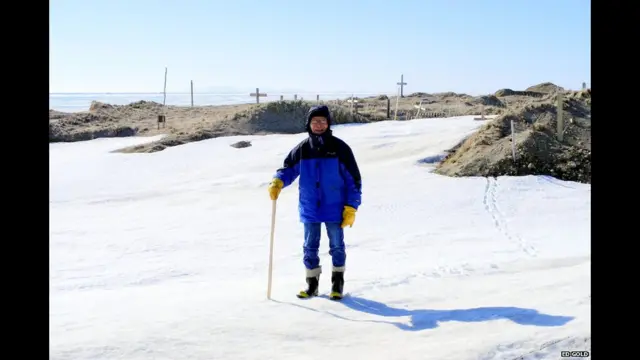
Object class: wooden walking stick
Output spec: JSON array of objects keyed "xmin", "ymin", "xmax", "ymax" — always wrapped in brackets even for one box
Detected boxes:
[{"xmin": 267, "ymin": 199, "xmax": 277, "ymax": 299}]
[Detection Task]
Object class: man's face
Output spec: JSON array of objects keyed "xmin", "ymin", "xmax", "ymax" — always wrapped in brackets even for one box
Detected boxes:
[{"xmin": 310, "ymin": 116, "xmax": 328, "ymax": 134}]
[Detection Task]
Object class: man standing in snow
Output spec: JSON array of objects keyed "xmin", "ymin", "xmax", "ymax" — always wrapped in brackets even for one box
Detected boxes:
[{"xmin": 268, "ymin": 105, "xmax": 362, "ymax": 300}]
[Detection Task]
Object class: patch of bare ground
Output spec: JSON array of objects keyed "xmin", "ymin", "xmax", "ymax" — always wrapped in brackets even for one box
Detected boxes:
[
  {"xmin": 49, "ymin": 81, "xmax": 584, "ymax": 154},
  {"xmin": 49, "ymin": 100, "xmax": 257, "ymax": 143},
  {"xmin": 434, "ymin": 87, "xmax": 591, "ymax": 183},
  {"xmin": 114, "ymin": 100, "xmax": 374, "ymax": 153}
]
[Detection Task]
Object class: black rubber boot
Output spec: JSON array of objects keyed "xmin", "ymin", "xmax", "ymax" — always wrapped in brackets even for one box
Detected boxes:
[
  {"xmin": 330, "ymin": 270, "xmax": 344, "ymax": 300},
  {"xmin": 297, "ymin": 267, "xmax": 321, "ymax": 298}
]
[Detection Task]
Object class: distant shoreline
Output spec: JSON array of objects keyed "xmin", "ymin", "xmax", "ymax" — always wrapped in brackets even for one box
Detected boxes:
[
  {"xmin": 49, "ymin": 91, "xmax": 390, "ymax": 113},
  {"xmin": 49, "ymin": 91, "xmax": 393, "ymax": 96}
]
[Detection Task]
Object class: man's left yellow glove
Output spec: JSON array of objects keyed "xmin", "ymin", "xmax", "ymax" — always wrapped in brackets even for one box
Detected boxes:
[{"xmin": 341, "ymin": 206, "xmax": 357, "ymax": 228}]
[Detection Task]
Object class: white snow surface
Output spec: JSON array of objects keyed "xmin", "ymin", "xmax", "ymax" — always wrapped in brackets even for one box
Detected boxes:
[{"xmin": 50, "ymin": 116, "xmax": 591, "ymax": 360}]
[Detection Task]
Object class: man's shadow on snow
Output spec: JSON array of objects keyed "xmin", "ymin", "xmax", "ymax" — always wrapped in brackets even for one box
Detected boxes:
[
  {"xmin": 336, "ymin": 296, "xmax": 574, "ymax": 331},
  {"xmin": 277, "ymin": 295, "xmax": 574, "ymax": 332}
]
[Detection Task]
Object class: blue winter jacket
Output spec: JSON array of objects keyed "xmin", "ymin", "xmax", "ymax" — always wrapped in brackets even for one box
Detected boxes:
[{"xmin": 274, "ymin": 106, "xmax": 362, "ymax": 223}]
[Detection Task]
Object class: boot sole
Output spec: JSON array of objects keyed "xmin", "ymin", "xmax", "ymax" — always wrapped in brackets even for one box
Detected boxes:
[
  {"xmin": 296, "ymin": 291, "xmax": 318, "ymax": 299},
  {"xmin": 295, "ymin": 291, "xmax": 347, "ymax": 300}
]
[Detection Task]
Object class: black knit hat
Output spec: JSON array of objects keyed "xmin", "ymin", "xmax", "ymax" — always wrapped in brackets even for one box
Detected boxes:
[{"xmin": 306, "ymin": 105, "xmax": 332, "ymax": 132}]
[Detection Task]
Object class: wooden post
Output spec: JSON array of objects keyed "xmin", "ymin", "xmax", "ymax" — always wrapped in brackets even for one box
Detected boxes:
[
  {"xmin": 556, "ymin": 93, "xmax": 564, "ymax": 142},
  {"xmin": 163, "ymin": 67, "xmax": 167, "ymax": 107},
  {"xmin": 414, "ymin": 101, "xmax": 425, "ymax": 119},
  {"xmin": 159, "ymin": 67, "xmax": 167, "ymax": 129},
  {"xmin": 190, "ymin": 80, "xmax": 194, "ymax": 107},
  {"xmin": 250, "ymin": 87, "xmax": 267, "ymax": 104},
  {"xmin": 394, "ymin": 87, "xmax": 400, "ymax": 120},
  {"xmin": 396, "ymin": 74, "xmax": 407, "ymax": 98},
  {"xmin": 473, "ymin": 105, "xmax": 486, "ymax": 120},
  {"xmin": 386, "ymin": 97, "xmax": 391, "ymax": 119},
  {"xmin": 511, "ymin": 120, "xmax": 516, "ymax": 162}
]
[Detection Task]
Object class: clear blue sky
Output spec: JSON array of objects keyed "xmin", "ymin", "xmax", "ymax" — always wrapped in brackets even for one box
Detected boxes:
[{"xmin": 50, "ymin": 0, "xmax": 590, "ymax": 95}]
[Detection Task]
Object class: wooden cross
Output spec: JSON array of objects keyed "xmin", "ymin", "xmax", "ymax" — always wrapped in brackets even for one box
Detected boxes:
[
  {"xmin": 397, "ymin": 74, "xmax": 407, "ymax": 97},
  {"xmin": 250, "ymin": 88, "xmax": 267, "ymax": 104}
]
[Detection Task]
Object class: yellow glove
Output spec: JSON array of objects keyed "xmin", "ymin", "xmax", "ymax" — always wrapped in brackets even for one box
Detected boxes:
[
  {"xmin": 341, "ymin": 206, "xmax": 357, "ymax": 228},
  {"xmin": 268, "ymin": 178, "xmax": 284, "ymax": 200}
]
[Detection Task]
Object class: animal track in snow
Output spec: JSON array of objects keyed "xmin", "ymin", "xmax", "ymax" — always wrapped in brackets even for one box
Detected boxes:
[{"xmin": 483, "ymin": 177, "xmax": 537, "ymax": 257}]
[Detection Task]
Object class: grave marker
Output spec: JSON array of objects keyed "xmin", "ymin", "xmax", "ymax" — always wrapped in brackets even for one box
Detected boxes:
[
  {"xmin": 250, "ymin": 87, "xmax": 267, "ymax": 104},
  {"xmin": 397, "ymin": 74, "xmax": 407, "ymax": 97}
]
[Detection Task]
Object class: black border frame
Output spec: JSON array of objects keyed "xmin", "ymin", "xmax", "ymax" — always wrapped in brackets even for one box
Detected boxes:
[{"xmin": 35, "ymin": 1, "xmax": 625, "ymax": 357}]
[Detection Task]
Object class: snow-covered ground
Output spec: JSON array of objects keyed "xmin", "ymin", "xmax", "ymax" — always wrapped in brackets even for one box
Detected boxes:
[{"xmin": 49, "ymin": 115, "xmax": 591, "ymax": 360}]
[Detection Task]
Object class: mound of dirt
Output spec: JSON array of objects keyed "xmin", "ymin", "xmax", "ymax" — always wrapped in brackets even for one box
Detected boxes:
[
  {"xmin": 49, "ymin": 100, "xmax": 167, "ymax": 142},
  {"xmin": 227, "ymin": 100, "xmax": 372, "ymax": 133},
  {"xmin": 89, "ymin": 101, "xmax": 114, "ymax": 112},
  {"xmin": 435, "ymin": 92, "xmax": 472, "ymax": 99},
  {"xmin": 49, "ymin": 109, "xmax": 69, "ymax": 120},
  {"xmin": 494, "ymin": 88, "xmax": 517, "ymax": 97},
  {"xmin": 49, "ymin": 111, "xmax": 138, "ymax": 142},
  {"xmin": 473, "ymin": 95, "xmax": 505, "ymax": 107},
  {"xmin": 434, "ymin": 90, "xmax": 591, "ymax": 183},
  {"xmin": 116, "ymin": 100, "xmax": 373, "ymax": 153},
  {"xmin": 407, "ymin": 92, "xmax": 431, "ymax": 97},
  {"xmin": 525, "ymin": 82, "xmax": 565, "ymax": 94},
  {"xmin": 494, "ymin": 83, "xmax": 566, "ymax": 99}
]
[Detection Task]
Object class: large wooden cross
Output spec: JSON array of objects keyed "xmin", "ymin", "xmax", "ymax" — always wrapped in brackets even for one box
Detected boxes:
[
  {"xmin": 396, "ymin": 74, "xmax": 407, "ymax": 97},
  {"xmin": 250, "ymin": 88, "xmax": 267, "ymax": 104}
]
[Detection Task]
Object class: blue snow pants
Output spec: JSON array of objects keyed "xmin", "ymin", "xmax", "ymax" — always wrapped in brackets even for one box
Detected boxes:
[{"xmin": 303, "ymin": 222, "xmax": 345, "ymax": 270}]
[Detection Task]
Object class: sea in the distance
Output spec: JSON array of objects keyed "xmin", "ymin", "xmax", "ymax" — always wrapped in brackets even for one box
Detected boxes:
[{"xmin": 49, "ymin": 92, "xmax": 385, "ymax": 113}]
